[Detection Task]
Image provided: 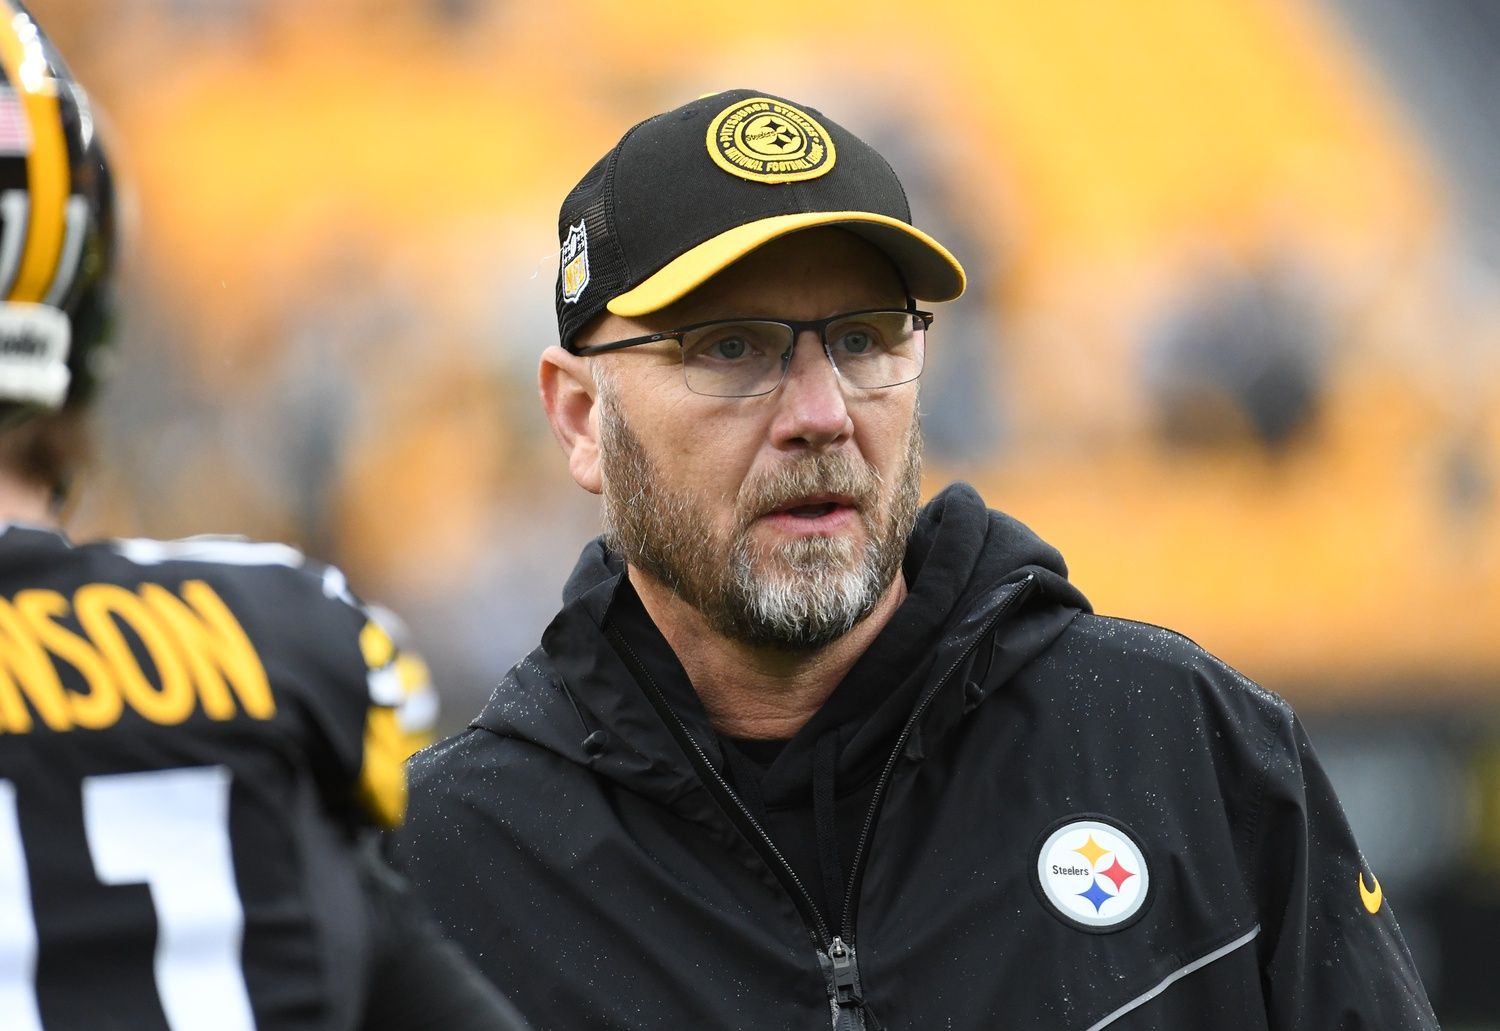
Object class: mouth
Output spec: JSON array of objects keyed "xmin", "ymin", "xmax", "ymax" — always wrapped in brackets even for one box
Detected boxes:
[
  {"xmin": 756, "ymin": 493, "xmax": 860, "ymax": 533},
  {"xmin": 769, "ymin": 493, "xmax": 855, "ymax": 517}
]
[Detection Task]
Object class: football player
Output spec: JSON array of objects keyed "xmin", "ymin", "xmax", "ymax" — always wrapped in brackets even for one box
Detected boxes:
[{"xmin": 0, "ymin": 4, "xmax": 528, "ymax": 1028}]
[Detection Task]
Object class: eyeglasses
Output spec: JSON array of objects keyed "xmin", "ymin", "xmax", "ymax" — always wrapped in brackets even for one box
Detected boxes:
[{"xmin": 572, "ymin": 308, "xmax": 933, "ymax": 398}]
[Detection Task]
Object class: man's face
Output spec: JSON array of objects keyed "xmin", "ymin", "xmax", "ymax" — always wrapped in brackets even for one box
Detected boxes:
[{"xmin": 582, "ymin": 229, "xmax": 924, "ymax": 650}]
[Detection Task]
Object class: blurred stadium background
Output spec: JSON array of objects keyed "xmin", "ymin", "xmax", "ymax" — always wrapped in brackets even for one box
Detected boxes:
[{"xmin": 29, "ymin": 0, "xmax": 1499, "ymax": 1022}]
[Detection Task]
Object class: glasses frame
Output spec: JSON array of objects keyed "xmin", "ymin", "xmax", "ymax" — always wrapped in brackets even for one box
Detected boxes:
[{"xmin": 570, "ymin": 307, "xmax": 935, "ymax": 398}]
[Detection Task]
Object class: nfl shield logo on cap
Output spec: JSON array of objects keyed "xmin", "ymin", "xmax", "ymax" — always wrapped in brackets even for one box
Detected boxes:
[{"xmin": 560, "ymin": 221, "xmax": 590, "ymax": 305}]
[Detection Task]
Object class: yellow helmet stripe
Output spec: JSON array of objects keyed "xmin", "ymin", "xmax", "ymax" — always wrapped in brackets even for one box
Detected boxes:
[{"xmin": 0, "ymin": 4, "xmax": 69, "ymax": 304}]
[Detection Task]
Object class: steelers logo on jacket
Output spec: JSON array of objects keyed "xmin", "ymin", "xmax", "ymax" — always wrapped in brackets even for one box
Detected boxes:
[{"xmin": 1032, "ymin": 815, "xmax": 1153, "ymax": 933}]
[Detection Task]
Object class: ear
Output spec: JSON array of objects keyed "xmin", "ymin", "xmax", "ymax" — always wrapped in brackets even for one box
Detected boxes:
[{"xmin": 539, "ymin": 345, "xmax": 603, "ymax": 494}]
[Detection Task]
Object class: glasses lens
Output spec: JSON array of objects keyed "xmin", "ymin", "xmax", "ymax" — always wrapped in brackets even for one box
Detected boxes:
[
  {"xmin": 826, "ymin": 311, "xmax": 925, "ymax": 388},
  {"xmin": 681, "ymin": 321, "xmax": 794, "ymax": 397}
]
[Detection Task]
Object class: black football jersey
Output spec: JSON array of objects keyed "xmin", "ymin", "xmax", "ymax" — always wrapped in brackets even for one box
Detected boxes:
[{"xmin": 0, "ymin": 525, "xmax": 420, "ymax": 1030}]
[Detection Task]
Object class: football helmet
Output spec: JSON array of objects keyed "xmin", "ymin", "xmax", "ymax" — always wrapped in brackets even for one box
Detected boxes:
[{"xmin": 0, "ymin": 0, "xmax": 115, "ymax": 431}]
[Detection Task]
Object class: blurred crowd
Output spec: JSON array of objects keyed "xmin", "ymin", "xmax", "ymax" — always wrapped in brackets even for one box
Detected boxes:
[
  {"xmin": 24, "ymin": 0, "xmax": 1500, "ymax": 1019},
  {"xmin": 32, "ymin": 0, "xmax": 1497, "ymax": 699}
]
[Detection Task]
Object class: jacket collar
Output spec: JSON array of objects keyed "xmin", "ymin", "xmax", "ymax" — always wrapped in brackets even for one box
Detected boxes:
[{"xmin": 473, "ymin": 484, "xmax": 1088, "ymax": 808}]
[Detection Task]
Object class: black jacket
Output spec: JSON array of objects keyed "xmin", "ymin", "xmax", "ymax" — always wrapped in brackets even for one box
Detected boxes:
[{"xmin": 389, "ymin": 484, "xmax": 1436, "ymax": 1030}]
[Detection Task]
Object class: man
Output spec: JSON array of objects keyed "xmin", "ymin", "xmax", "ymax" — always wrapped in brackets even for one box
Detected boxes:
[
  {"xmin": 0, "ymin": 5, "xmax": 528, "ymax": 1027},
  {"xmin": 390, "ymin": 89, "xmax": 1437, "ymax": 1029}
]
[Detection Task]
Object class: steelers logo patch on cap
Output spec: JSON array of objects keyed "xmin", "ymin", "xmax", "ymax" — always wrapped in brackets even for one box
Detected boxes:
[
  {"xmin": 1032, "ymin": 815, "xmax": 1153, "ymax": 933},
  {"xmin": 706, "ymin": 97, "xmax": 836, "ymax": 184}
]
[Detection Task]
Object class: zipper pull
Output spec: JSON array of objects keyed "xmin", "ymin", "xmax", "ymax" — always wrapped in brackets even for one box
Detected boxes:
[
  {"xmin": 828, "ymin": 936, "xmax": 861, "ymax": 1006},
  {"xmin": 824, "ymin": 936, "xmax": 868, "ymax": 1030}
]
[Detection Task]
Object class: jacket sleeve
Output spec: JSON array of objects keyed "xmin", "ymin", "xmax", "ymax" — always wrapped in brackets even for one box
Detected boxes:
[
  {"xmin": 1252, "ymin": 704, "xmax": 1439, "ymax": 1029},
  {"xmin": 354, "ymin": 839, "xmax": 534, "ymax": 1031}
]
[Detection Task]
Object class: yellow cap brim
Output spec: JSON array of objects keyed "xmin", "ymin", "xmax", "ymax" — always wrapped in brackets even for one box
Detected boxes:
[{"xmin": 605, "ymin": 211, "xmax": 967, "ymax": 318}]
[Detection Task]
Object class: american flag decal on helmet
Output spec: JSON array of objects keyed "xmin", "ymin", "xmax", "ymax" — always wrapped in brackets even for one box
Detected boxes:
[{"xmin": 0, "ymin": 87, "xmax": 31, "ymax": 156}]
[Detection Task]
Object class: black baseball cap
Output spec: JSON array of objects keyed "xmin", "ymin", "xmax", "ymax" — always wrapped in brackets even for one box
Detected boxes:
[{"xmin": 554, "ymin": 88, "xmax": 966, "ymax": 350}]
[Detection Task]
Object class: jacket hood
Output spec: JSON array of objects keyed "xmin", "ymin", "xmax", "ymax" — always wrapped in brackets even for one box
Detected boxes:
[{"xmin": 473, "ymin": 483, "xmax": 1089, "ymax": 805}]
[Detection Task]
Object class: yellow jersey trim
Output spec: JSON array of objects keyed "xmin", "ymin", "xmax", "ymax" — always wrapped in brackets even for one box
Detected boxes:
[{"xmin": 355, "ymin": 705, "xmax": 408, "ymax": 828}]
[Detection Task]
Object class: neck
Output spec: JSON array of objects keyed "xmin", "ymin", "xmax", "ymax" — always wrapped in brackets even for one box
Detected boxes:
[
  {"xmin": 628, "ymin": 566, "xmax": 908, "ymax": 740},
  {"xmin": 0, "ymin": 471, "xmax": 56, "ymax": 528}
]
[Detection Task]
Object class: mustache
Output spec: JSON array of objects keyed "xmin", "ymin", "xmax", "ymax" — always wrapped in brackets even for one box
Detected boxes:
[{"xmin": 735, "ymin": 453, "xmax": 884, "ymax": 530}]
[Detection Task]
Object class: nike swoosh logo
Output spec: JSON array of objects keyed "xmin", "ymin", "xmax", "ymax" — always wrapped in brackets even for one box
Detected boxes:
[{"xmin": 1359, "ymin": 871, "xmax": 1382, "ymax": 914}]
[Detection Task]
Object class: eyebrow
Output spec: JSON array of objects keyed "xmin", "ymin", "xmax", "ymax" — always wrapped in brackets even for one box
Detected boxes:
[{"xmin": 664, "ymin": 292, "xmax": 910, "ymax": 325}]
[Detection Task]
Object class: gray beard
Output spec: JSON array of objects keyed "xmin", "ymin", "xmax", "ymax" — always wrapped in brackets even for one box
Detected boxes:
[{"xmin": 596, "ymin": 384, "xmax": 922, "ymax": 651}]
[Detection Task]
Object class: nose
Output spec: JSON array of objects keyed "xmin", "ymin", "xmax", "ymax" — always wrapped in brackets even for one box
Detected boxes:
[{"xmin": 767, "ymin": 330, "xmax": 852, "ymax": 451}]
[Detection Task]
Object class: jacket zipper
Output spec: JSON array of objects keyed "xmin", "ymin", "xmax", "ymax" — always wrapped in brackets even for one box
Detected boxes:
[
  {"xmin": 827, "ymin": 935, "xmax": 863, "ymax": 1030},
  {"xmin": 607, "ymin": 628, "xmax": 833, "ymax": 953},
  {"xmin": 609, "ymin": 572, "xmax": 1034, "ymax": 1028},
  {"xmin": 838, "ymin": 574, "xmax": 1035, "ymax": 942}
]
